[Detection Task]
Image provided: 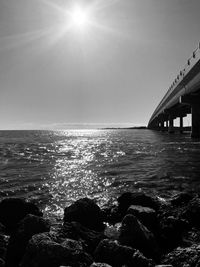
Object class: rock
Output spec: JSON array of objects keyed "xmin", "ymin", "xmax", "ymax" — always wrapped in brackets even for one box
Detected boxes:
[
  {"xmin": 0, "ymin": 258, "xmax": 5, "ymax": 267},
  {"xmin": 52, "ymin": 222, "xmax": 105, "ymax": 255},
  {"xmin": 159, "ymin": 216, "xmax": 189, "ymax": 250},
  {"xmin": 182, "ymin": 197, "xmax": 200, "ymax": 227},
  {"xmin": 117, "ymin": 192, "xmax": 159, "ymax": 216},
  {"xmin": 64, "ymin": 198, "xmax": 104, "ymax": 231},
  {"xmin": 127, "ymin": 205, "xmax": 157, "ymax": 232},
  {"xmin": 0, "ymin": 198, "xmax": 42, "ymax": 232},
  {"xmin": 132, "ymin": 250, "xmax": 155, "ymax": 267},
  {"xmin": 94, "ymin": 239, "xmax": 135, "ymax": 267},
  {"xmin": 20, "ymin": 233, "xmax": 93, "ymax": 267},
  {"xmin": 102, "ymin": 205, "xmax": 121, "ymax": 224},
  {"xmin": 104, "ymin": 223, "xmax": 121, "ymax": 240},
  {"xmin": 90, "ymin": 263, "xmax": 112, "ymax": 267},
  {"xmin": 0, "ymin": 234, "xmax": 8, "ymax": 261},
  {"xmin": 5, "ymin": 214, "xmax": 50, "ymax": 267},
  {"xmin": 0, "ymin": 224, "xmax": 5, "ymax": 235},
  {"xmin": 162, "ymin": 245, "xmax": 200, "ymax": 267},
  {"xmin": 119, "ymin": 214, "xmax": 160, "ymax": 261},
  {"xmin": 170, "ymin": 192, "xmax": 193, "ymax": 206}
]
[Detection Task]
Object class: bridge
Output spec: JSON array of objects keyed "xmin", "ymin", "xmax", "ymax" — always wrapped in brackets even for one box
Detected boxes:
[{"xmin": 148, "ymin": 43, "xmax": 200, "ymax": 138}]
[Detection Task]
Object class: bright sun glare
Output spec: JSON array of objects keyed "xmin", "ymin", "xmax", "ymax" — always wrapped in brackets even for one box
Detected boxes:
[{"xmin": 69, "ymin": 6, "xmax": 90, "ymax": 30}]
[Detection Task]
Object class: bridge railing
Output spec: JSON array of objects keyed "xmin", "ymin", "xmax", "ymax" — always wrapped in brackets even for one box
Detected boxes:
[{"xmin": 149, "ymin": 43, "xmax": 200, "ymax": 125}]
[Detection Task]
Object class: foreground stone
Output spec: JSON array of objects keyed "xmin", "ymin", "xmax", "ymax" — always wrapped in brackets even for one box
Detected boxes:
[
  {"xmin": 94, "ymin": 239, "xmax": 135, "ymax": 267},
  {"xmin": 127, "ymin": 205, "xmax": 157, "ymax": 232},
  {"xmin": 54, "ymin": 222, "xmax": 105, "ymax": 255},
  {"xmin": 94, "ymin": 239, "xmax": 154, "ymax": 267},
  {"xmin": 117, "ymin": 192, "xmax": 160, "ymax": 216},
  {"xmin": 20, "ymin": 233, "xmax": 93, "ymax": 267},
  {"xmin": 90, "ymin": 263, "xmax": 112, "ymax": 267},
  {"xmin": 0, "ymin": 198, "xmax": 42, "ymax": 232},
  {"xmin": 64, "ymin": 198, "xmax": 104, "ymax": 231},
  {"xmin": 5, "ymin": 214, "xmax": 50, "ymax": 267},
  {"xmin": 119, "ymin": 214, "xmax": 160, "ymax": 261},
  {"xmin": 162, "ymin": 244, "xmax": 200, "ymax": 267}
]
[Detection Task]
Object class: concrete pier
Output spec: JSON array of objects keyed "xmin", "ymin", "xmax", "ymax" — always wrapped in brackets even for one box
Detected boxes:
[
  {"xmin": 191, "ymin": 104, "xmax": 200, "ymax": 138},
  {"xmin": 179, "ymin": 116, "xmax": 183, "ymax": 134},
  {"xmin": 168, "ymin": 115, "xmax": 175, "ymax": 133}
]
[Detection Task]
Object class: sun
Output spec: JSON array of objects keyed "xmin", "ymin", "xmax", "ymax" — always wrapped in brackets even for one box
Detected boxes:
[{"xmin": 69, "ymin": 6, "xmax": 90, "ymax": 30}]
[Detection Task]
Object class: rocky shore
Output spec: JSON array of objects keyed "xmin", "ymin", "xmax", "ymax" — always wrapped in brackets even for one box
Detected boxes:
[{"xmin": 0, "ymin": 191, "xmax": 200, "ymax": 267}]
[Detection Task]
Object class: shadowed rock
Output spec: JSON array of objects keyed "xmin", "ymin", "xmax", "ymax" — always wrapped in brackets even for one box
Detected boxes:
[
  {"xmin": 64, "ymin": 198, "xmax": 104, "ymax": 231},
  {"xmin": 127, "ymin": 205, "xmax": 157, "ymax": 232},
  {"xmin": 52, "ymin": 222, "xmax": 105, "ymax": 255},
  {"xmin": 20, "ymin": 233, "xmax": 93, "ymax": 267},
  {"xmin": 90, "ymin": 263, "xmax": 112, "ymax": 267},
  {"xmin": 119, "ymin": 214, "xmax": 160, "ymax": 261},
  {"xmin": 0, "ymin": 198, "xmax": 42, "ymax": 233},
  {"xmin": 5, "ymin": 214, "xmax": 50, "ymax": 267},
  {"xmin": 117, "ymin": 192, "xmax": 159, "ymax": 216},
  {"xmin": 94, "ymin": 239, "xmax": 135, "ymax": 267},
  {"xmin": 162, "ymin": 244, "xmax": 200, "ymax": 267}
]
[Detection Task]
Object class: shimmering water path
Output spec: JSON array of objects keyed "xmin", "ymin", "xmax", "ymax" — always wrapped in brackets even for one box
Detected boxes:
[{"xmin": 0, "ymin": 130, "xmax": 200, "ymax": 218}]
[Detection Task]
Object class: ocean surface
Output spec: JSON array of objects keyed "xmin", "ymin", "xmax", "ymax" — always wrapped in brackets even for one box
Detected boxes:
[{"xmin": 0, "ymin": 129, "xmax": 200, "ymax": 219}]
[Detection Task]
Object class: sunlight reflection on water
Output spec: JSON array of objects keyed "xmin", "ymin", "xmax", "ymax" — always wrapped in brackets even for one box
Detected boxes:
[{"xmin": 1, "ymin": 129, "xmax": 200, "ymax": 219}]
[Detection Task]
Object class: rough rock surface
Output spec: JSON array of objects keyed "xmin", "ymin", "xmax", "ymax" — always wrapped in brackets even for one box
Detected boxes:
[
  {"xmin": 64, "ymin": 198, "xmax": 104, "ymax": 231},
  {"xmin": 162, "ymin": 244, "xmax": 200, "ymax": 267},
  {"xmin": 119, "ymin": 214, "xmax": 160, "ymax": 261},
  {"xmin": 53, "ymin": 222, "xmax": 105, "ymax": 254},
  {"xmin": 127, "ymin": 205, "xmax": 157, "ymax": 232},
  {"xmin": 0, "ymin": 198, "xmax": 42, "ymax": 232},
  {"xmin": 5, "ymin": 214, "xmax": 50, "ymax": 267},
  {"xmin": 20, "ymin": 233, "xmax": 93, "ymax": 267},
  {"xmin": 117, "ymin": 192, "xmax": 160, "ymax": 215},
  {"xmin": 90, "ymin": 263, "xmax": 112, "ymax": 267},
  {"xmin": 94, "ymin": 239, "xmax": 135, "ymax": 267}
]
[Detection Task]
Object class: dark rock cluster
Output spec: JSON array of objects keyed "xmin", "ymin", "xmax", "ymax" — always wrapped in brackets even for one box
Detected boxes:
[{"xmin": 0, "ymin": 191, "xmax": 200, "ymax": 266}]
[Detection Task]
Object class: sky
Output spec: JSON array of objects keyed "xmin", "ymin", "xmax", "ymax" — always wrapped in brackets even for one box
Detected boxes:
[{"xmin": 0, "ymin": 0, "xmax": 200, "ymax": 129}]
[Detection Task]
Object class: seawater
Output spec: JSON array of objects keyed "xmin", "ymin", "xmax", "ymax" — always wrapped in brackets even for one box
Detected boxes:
[{"xmin": 0, "ymin": 129, "xmax": 200, "ymax": 219}]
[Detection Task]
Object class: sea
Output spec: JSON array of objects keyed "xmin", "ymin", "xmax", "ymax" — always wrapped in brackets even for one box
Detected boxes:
[{"xmin": 0, "ymin": 129, "xmax": 200, "ymax": 220}]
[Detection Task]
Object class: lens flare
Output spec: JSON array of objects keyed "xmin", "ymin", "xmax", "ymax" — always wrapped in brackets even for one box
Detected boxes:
[{"xmin": 69, "ymin": 6, "xmax": 90, "ymax": 30}]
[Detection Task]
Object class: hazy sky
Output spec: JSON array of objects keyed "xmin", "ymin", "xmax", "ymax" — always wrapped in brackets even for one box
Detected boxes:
[{"xmin": 0, "ymin": 0, "xmax": 200, "ymax": 129}]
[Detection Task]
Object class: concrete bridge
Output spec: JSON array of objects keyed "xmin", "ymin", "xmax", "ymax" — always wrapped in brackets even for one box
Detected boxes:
[{"xmin": 148, "ymin": 43, "xmax": 200, "ymax": 138}]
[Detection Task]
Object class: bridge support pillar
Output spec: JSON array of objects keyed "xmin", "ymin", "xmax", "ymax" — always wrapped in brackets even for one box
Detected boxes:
[
  {"xmin": 168, "ymin": 115, "xmax": 174, "ymax": 133},
  {"xmin": 180, "ymin": 95, "xmax": 200, "ymax": 138},
  {"xmin": 179, "ymin": 116, "xmax": 183, "ymax": 134},
  {"xmin": 191, "ymin": 104, "xmax": 200, "ymax": 138},
  {"xmin": 166, "ymin": 120, "xmax": 169, "ymax": 129},
  {"xmin": 160, "ymin": 121, "xmax": 164, "ymax": 131}
]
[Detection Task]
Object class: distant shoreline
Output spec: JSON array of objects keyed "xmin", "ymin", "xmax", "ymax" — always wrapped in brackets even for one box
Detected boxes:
[{"xmin": 100, "ymin": 126, "xmax": 147, "ymax": 130}]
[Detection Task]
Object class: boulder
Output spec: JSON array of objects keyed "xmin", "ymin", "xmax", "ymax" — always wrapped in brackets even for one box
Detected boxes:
[
  {"xmin": 131, "ymin": 250, "xmax": 155, "ymax": 267},
  {"xmin": 0, "ymin": 198, "xmax": 42, "ymax": 232},
  {"xmin": 64, "ymin": 198, "xmax": 104, "ymax": 231},
  {"xmin": 0, "ymin": 258, "xmax": 5, "ymax": 267},
  {"xmin": 170, "ymin": 192, "xmax": 193, "ymax": 206},
  {"xmin": 0, "ymin": 234, "xmax": 8, "ymax": 262},
  {"xmin": 52, "ymin": 222, "xmax": 105, "ymax": 255},
  {"xmin": 20, "ymin": 233, "xmax": 93, "ymax": 267},
  {"xmin": 182, "ymin": 197, "xmax": 200, "ymax": 227},
  {"xmin": 162, "ymin": 245, "xmax": 200, "ymax": 267},
  {"xmin": 90, "ymin": 263, "xmax": 112, "ymax": 267},
  {"xmin": 117, "ymin": 192, "xmax": 159, "ymax": 216},
  {"xmin": 5, "ymin": 214, "xmax": 50, "ymax": 267},
  {"xmin": 127, "ymin": 205, "xmax": 157, "ymax": 232},
  {"xmin": 158, "ymin": 216, "xmax": 188, "ymax": 250},
  {"xmin": 119, "ymin": 214, "xmax": 160, "ymax": 261},
  {"xmin": 94, "ymin": 239, "xmax": 135, "ymax": 267}
]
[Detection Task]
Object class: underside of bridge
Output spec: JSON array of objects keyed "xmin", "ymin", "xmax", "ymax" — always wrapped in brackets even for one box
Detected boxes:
[
  {"xmin": 148, "ymin": 91, "xmax": 200, "ymax": 138},
  {"xmin": 148, "ymin": 44, "xmax": 200, "ymax": 138}
]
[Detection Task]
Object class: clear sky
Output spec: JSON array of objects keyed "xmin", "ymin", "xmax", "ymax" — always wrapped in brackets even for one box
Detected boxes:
[{"xmin": 0, "ymin": 0, "xmax": 200, "ymax": 129}]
